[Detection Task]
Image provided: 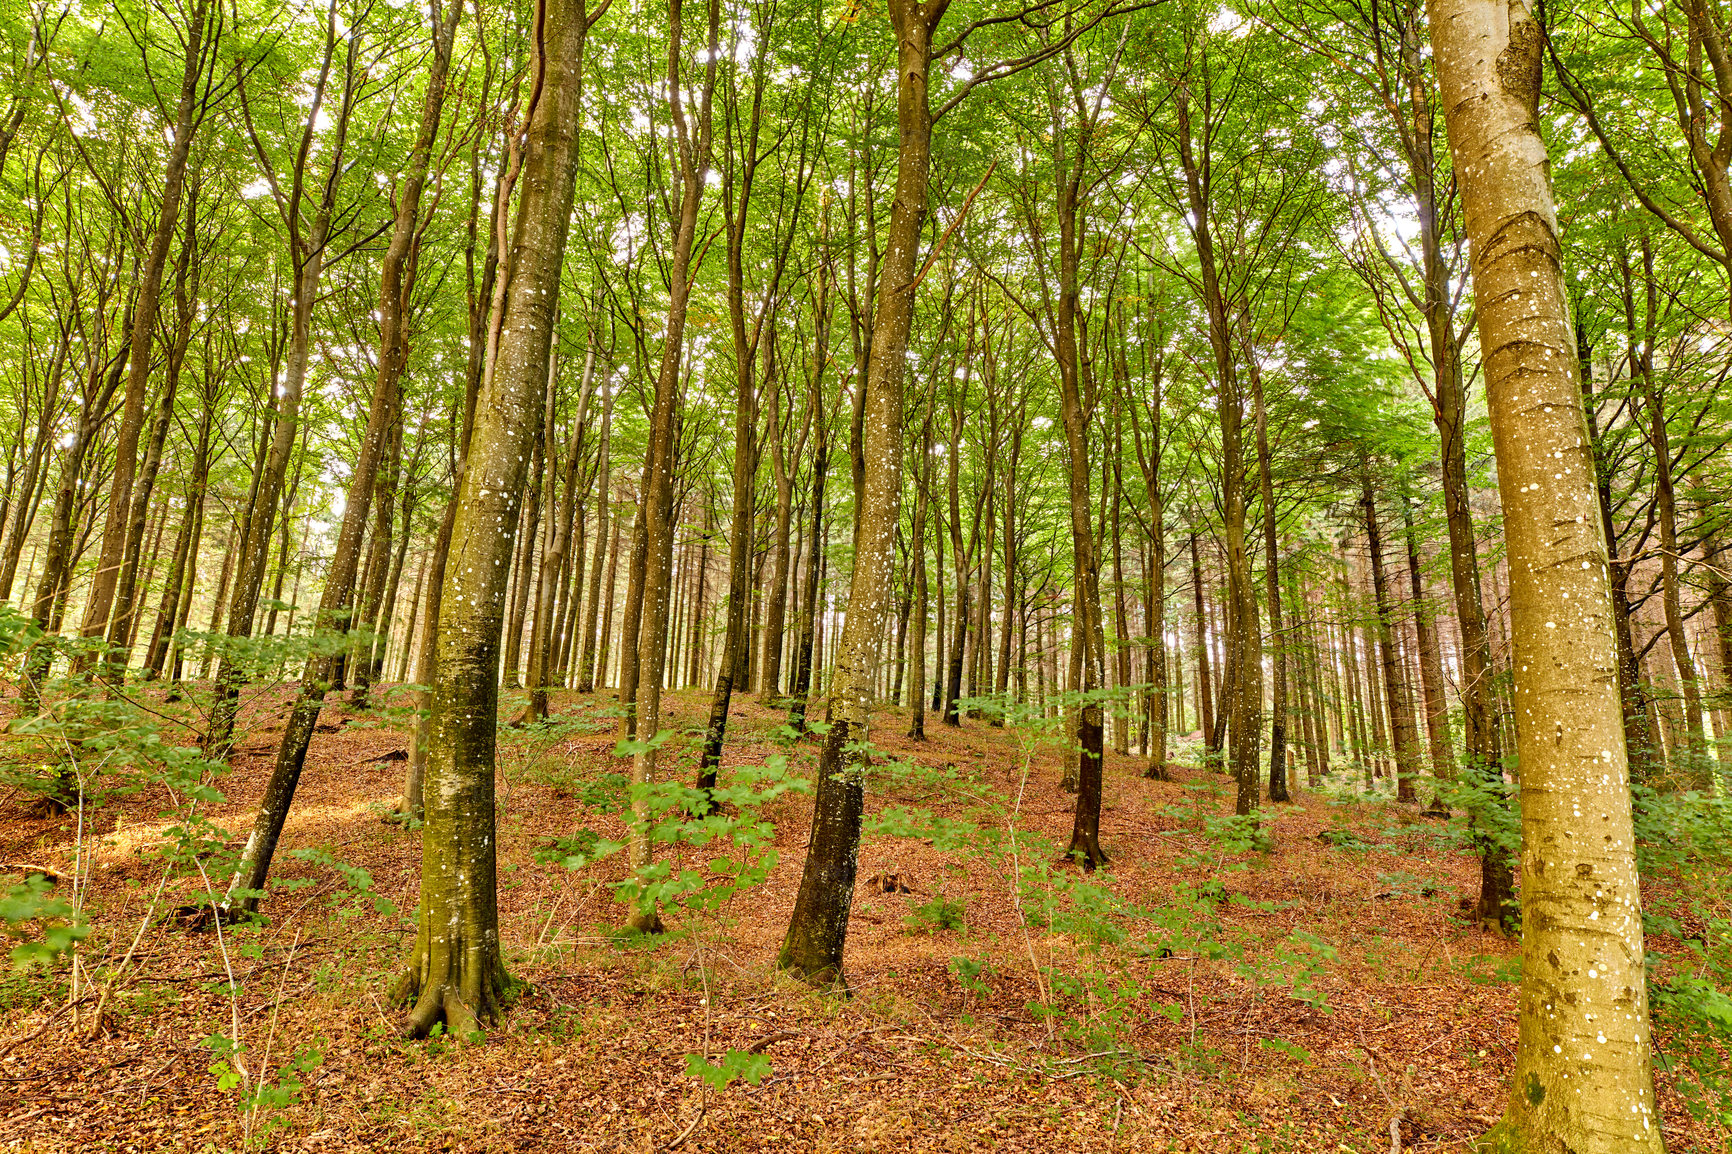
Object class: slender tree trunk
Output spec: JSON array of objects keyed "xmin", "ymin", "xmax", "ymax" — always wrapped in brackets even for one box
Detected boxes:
[
  {"xmin": 1250, "ymin": 350, "xmax": 1287, "ymax": 803},
  {"xmin": 907, "ymin": 399, "xmax": 934, "ymax": 739},
  {"xmin": 395, "ymin": 0, "xmax": 599, "ymax": 1036},
  {"xmin": 1362, "ymin": 478, "xmax": 1421, "ymax": 802},
  {"xmin": 79, "ymin": 0, "xmax": 214, "ymax": 664},
  {"xmin": 501, "ymin": 407, "xmax": 546, "ymax": 691},
  {"xmin": 576, "ymin": 388, "xmax": 613, "ymax": 694},
  {"xmin": 1190, "ymin": 533, "xmax": 1214, "ymax": 751},
  {"xmin": 1624, "ymin": 237, "xmax": 1708, "ymax": 787},
  {"xmin": 350, "ymin": 420, "xmax": 399, "ymax": 708},
  {"xmin": 780, "ymin": 0, "xmax": 931, "ymax": 986},
  {"xmin": 223, "ymin": 0, "xmax": 465, "ymax": 900},
  {"xmin": 1403, "ymin": 508, "xmax": 1455, "ymax": 795},
  {"xmin": 788, "ymin": 332, "xmax": 831, "ymax": 732},
  {"xmin": 625, "ymin": 0, "xmax": 722, "ymax": 932},
  {"xmin": 526, "ymin": 342, "xmax": 594, "ymax": 720}
]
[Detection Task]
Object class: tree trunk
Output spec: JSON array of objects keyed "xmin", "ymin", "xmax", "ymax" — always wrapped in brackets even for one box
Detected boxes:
[
  {"xmin": 222, "ymin": 0, "xmax": 464, "ymax": 901},
  {"xmin": 780, "ymin": 0, "xmax": 932, "ymax": 987},
  {"xmin": 501, "ymin": 406, "xmax": 547, "ymax": 692},
  {"xmin": 625, "ymin": 0, "xmax": 722, "ymax": 932},
  {"xmin": 350, "ymin": 419, "xmax": 400, "ymax": 708},
  {"xmin": 788, "ymin": 343, "xmax": 831, "ymax": 732},
  {"xmin": 395, "ymin": 0, "xmax": 598, "ymax": 1036},
  {"xmin": 1190, "ymin": 533, "xmax": 1214, "ymax": 751},
  {"xmin": 1429, "ymin": 4, "xmax": 1663, "ymax": 1147},
  {"xmin": 1403, "ymin": 508, "xmax": 1455, "ymax": 795},
  {"xmin": 575, "ymin": 387, "xmax": 613, "ymax": 694},
  {"xmin": 78, "ymin": 0, "xmax": 214, "ymax": 665},
  {"xmin": 526, "ymin": 342, "xmax": 595, "ymax": 720},
  {"xmin": 1623, "ymin": 235, "xmax": 1708, "ymax": 788},
  {"xmin": 1250, "ymin": 350, "xmax": 1287, "ymax": 803},
  {"xmin": 1361, "ymin": 477, "xmax": 1421, "ymax": 802}
]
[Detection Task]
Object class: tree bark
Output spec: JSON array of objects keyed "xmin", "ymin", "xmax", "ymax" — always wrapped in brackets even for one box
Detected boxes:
[
  {"xmin": 222, "ymin": 0, "xmax": 464, "ymax": 902},
  {"xmin": 1429, "ymin": 3, "xmax": 1664, "ymax": 1147},
  {"xmin": 396, "ymin": 0, "xmax": 602, "ymax": 1036},
  {"xmin": 1361, "ymin": 475, "xmax": 1421, "ymax": 802},
  {"xmin": 78, "ymin": 0, "xmax": 215, "ymax": 666},
  {"xmin": 779, "ymin": 0, "xmax": 935, "ymax": 986},
  {"xmin": 625, "ymin": 0, "xmax": 721, "ymax": 931},
  {"xmin": 1403, "ymin": 507, "xmax": 1455, "ymax": 795},
  {"xmin": 1250, "ymin": 347, "xmax": 1287, "ymax": 803}
]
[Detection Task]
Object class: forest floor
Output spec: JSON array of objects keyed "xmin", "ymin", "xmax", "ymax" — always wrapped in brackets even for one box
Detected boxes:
[{"xmin": 0, "ymin": 683, "xmax": 1721, "ymax": 1153}]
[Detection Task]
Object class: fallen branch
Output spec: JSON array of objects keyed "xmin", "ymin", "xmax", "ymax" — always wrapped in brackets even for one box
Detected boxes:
[
  {"xmin": 0, "ymin": 862, "xmax": 69, "ymax": 883},
  {"xmin": 663, "ymin": 1102, "xmax": 705, "ymax": 1151}
]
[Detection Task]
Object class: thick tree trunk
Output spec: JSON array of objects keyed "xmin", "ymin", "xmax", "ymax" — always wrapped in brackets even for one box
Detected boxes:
[{"xmin": 1429, "ymin": 3, "xmax": 1663, "ymax": 1148}]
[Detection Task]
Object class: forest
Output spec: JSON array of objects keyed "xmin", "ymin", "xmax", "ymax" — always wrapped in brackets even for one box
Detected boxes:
[{"xmin": 0, "ymin": 0, "xmax": 1728, "ymax": 1149}]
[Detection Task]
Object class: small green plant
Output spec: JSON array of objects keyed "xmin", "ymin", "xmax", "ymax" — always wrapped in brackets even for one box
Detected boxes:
[
  {"xmin": 1460, "ymin": 953, "xmax": 1523, "ymax": 985},
  {"xmin": 284, "ymin": 848, "xmax": 397, "ymax": 920},
  {"xmin": 552, "ymin": 742, "xmax": 809, "ymax": 928},
  {"xmin": 1276, "ymin": 929, "xmax": 1338, "ymax": 1012},
  {"xmin": 1259, "ymin": 1037, "xmax": 1314, "ymax": 1064},
  {"xmin": 1651, "ymin": 969, "xmax": 1732, "ymax": 1129},
  {"xmin": 1318, "ymin": 827, "xmax": 1371, "ymax": 851},
  {"xmin": 905, "ymin": 895, "xmax": 966, "ymax": 934},
  {"xmin": 948, "ymin": 955, "xmax": 993, "ymax": 995},
  {"xmin": 1375, "ymin": 870, "xmax": 1441, "ymax": 900},
  {"xmin": 684, "ymin": 1048, "xmax": 772, "ymax": 1091},
  {"xmin": 203, "ymin": 1032, "xmax": 327, "ymax": 1148}
]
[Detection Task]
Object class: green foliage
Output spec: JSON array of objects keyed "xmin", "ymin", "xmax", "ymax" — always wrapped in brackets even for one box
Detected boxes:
[
  {"xmin": 904, "ymin": 896, "xmax": 966, "ymax": 934},
  {"xmin": 948, "ymin": 955, "xmax": 993, "ymax": 996},
  {"xmin": 1317, "ymin": 828, "xmax": 1371, "ymax": 851},
  {"xmin": 1260, "ymin": 930, "xmax": 1338, "ymax": 1013},
  {"xmin": 552, "ymin": 749, "xmax": 809, "ymax": 925},
  {"xmin": 1439, "ymin": 766, "xmax": 1521, "ymax": 860},
  {"xmin": 283, "ymin": 849, "xmax": 397, "ymax": 919},
  {"xmin": 203, "ymin": 1032, "xmax": 328, "ymax": 1143},
  {"xmin": 0, "ymin": 875, "xmax": 88, "ymax": 969},
  {"xmin": 1259, "ymin": 1037, "xmax": 1314, "ymax": 1064},
  {"xmin": 1632, "ymin": 786, "xmax": 1732, "ymax": 877},
  {"xmin": 684, "ymin": 1049, "xmax": 772, "ymax": 1092},
  {"xmin": 1651, "ymin": 970, "xmax": 1732, "ymax": 1128}
]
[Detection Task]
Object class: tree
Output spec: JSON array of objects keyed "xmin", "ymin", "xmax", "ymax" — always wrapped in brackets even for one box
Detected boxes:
[
  {"xmin": 394, "ymin": 0, "xmax": 609, "ymax": 1037},
  {"xmin": 1428, "ymin": 1, "xmax": 1664, "ymax": 1148}
]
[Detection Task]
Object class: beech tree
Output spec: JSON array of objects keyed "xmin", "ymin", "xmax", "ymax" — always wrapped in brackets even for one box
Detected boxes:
[
  {"xmin": 395, "ymin": 0, "xmax": 609, "ymax": 1036},
  {"xmin": 1429, "ymin": 0, "xmax": 1664, "ymax": 1148}
]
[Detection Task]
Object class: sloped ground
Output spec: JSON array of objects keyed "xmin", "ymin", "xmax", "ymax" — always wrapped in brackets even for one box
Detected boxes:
[{"xmin": 0, "ymin": 684, "xmax": 1720, "ymax": 1152}]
